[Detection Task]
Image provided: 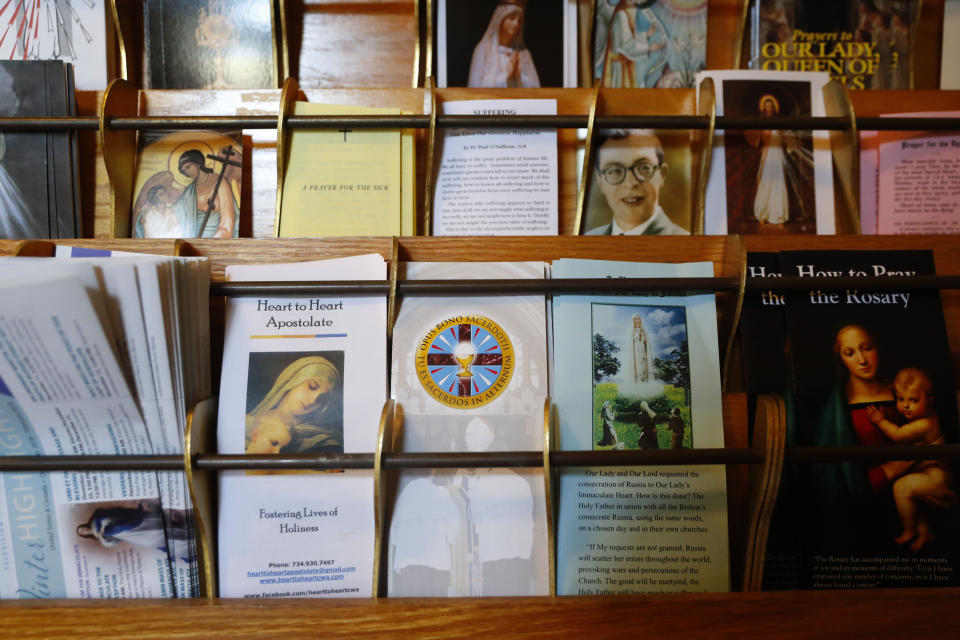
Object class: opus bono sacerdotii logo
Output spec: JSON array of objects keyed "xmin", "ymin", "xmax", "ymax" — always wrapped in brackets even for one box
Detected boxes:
[{"xmin": 415, "ymin": 314, "xmax": 515, "ymax": 409}]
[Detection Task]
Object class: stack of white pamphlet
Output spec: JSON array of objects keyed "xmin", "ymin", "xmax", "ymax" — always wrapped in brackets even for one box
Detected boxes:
[
  {"xmin": 388, "ymin": 262, "xmax": 550, "ymax": 597},
  {"xmin": 0, "ymin": 251, "xmax": 210, "ymax": 598},
  {"xmin": 216, "ymin": 254, "xmax": 386, "ymax": 598}
]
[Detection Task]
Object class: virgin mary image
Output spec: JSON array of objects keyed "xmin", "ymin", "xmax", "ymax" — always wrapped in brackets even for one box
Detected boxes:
[
  {"xmin": 245, "ymin": 355, "xmax": 343, "ymax": 455},
  {"xmin": 602, "ymin": 0, "xmax": 668, "ymax": 88},
  {"xmin": 468, "ymin": 0, "xmax": 540, "ymax": 88},
  {"xmin": 632, "ymin": 314, "xmax": 652, "ymax": 383}
]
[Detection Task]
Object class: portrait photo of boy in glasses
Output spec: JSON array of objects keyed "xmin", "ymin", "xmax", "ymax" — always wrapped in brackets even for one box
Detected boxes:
[{"xmin": 582, "ymin": 128, "xmax": 691, "ymax": 235}]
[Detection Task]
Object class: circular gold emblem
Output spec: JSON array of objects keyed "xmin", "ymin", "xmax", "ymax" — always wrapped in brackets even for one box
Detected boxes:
[{"xmin": 415, "ymin": 315, "xmax": 515, "ymax": 409}]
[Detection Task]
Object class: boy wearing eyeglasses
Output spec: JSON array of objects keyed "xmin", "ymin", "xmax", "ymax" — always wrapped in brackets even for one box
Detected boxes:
[{"xmin": 585, "ymin": 129, "xmax": 689, "ymax": 235}]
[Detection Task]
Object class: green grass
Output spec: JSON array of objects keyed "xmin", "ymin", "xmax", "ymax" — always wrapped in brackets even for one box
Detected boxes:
[{"xmin": 591, "ymin": 383, "xmax": 692, "ymax": 450}]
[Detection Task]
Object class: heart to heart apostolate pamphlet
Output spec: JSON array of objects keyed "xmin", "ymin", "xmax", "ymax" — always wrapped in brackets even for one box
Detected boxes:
[
  {"xmin": 217, "ymin": 254, "xmax": 386, "ymax": 598},
  {"xmin": 552, "ymin": 259, "xmax": 729, "ymax": 594},
  {"xmin": 388, "ymin": 262, "xmax": 551, "ymax": 596}
]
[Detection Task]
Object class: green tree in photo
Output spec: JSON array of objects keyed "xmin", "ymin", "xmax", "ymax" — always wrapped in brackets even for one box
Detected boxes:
[
  {"xmin": 592, "ymin": 333, "xmax": 621, "ymax": 383},
  {"xmin": 655, "ymin": 340, "xmax": 690, "ymax": 404}
]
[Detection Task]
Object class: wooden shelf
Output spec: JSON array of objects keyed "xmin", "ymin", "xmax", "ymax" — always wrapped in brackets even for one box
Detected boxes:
[
  {"xmin": 3, "ymin": 589, "xmax": 959, "ymax": 639},
  {"xmin": 4, "ymin": 0, "xmax": 960, "ymax": 633}
]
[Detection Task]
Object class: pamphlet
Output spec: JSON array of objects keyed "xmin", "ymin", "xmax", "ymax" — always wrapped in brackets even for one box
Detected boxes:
[
  {"xmin": 765, "ymin": 250, "xmax": 960, "ymax": 589},
  {"xmin": 697, "ymin": 70, "xmax": 834, "ymax": 236},
  {"xmin": 552, "ymin": 259, "xmax": 729, "ymax": 594},
  {"xmin": 388, "ymin": 262, "xmax": 551, "ymax": 596},
  {"xmin": 217, "ymin": 255, "xmax": 387, "ymax": 598},
  {"xmin": 433, "ymin": 100, "xmax": 558, "ymax": 236},
  {"xmin": 0, "ymin": 273, "xmax": 174, "ymax": 598},
  {"xmin": 279, "ymin": 103, "xmax": 405, "ymax": 237},
  {"xmin": 877, "ymin": 112, "xmax": 960, "ymax": 234}
]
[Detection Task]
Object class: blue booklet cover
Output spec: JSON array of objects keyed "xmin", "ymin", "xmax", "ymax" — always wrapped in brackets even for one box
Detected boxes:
[{"xmin": 552, "ymin": 259, "xmax": 728, "ymax": 594}]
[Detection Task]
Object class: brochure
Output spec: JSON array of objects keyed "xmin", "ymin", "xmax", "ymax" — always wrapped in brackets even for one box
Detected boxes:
[{"xmin": 216, "ymin": 255, "xmax": 387, "ymax": 598}]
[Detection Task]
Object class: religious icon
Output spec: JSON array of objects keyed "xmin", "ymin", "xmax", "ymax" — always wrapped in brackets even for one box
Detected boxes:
[
  {"xmin": 596, "ymin": 0, "xmax": 707, "ymax": 89},
  {"xmin": 721, "ymin": 79, "xmax": 816, "ymax": 235},
  {"xmin": 591, "ymin": 302, "xmax": 692, "ymax": 450},
  {"xmin": 144, "ymin": 0, "xmax": 277, "ymax": 89},
  {"xmin": 244, "ymin": 351, "xmax": 345, "ymax": 455},
  {"xmin": 0, "ymin": 0, "xmax": 108, "ymax": 90},
  {"xmin": 632, "ymin": 314, "xmax": 652, "ymax": 383},
  {"xmin": 131, "ymin": 130, "xmax": 242, "ymax": 238}
]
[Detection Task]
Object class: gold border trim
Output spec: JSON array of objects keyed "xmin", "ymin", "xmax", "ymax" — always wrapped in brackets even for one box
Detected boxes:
[
  {"xmin": 426, "ymin": 0, "xmax": 434, "ymax": 81},
  {"xmin": 372, "ymin": 399, "xmax": 391, "ymax": 597},
  {"xmin": 99, "ymin": 78, "xmax": 139, "ymax": 238},
  {"xmin": 822, "ymin": 80, "xmax": 860, "ymax": 234},
  {"xmin": 694, "ymin": 76, "xmax": 716, "ymax": 236},
  {"xmin": 412, "ymin": 0, "xmax": 422, "ymax": 88},
  {"xmin": 582, "ymin": 0, "xmax": 597, "ymax": 87},
  {"xmin": 721, "ymin": 238, "xmax": 747, "ymax": 395},
  {"xmin": 387, "ymin": 237, "xmax": 399, "ymax": 340},
  {"xmin": 272, "ymin": 0, "xmax": 283, "ymax": 88},
  {"xmin": 910, "ymin": 0, "xmax": 922, "ymax": 89},
  {"xmin": 424, "ymin": 78, "xmax": 438, "ymax": 236},
  {"xmin": 542, "ymin": 397, "xmax": 556, "ymax": 596},
  {"xmin": 184, "ymin": 401, "xmax": 216, "ymax": 598},
  {"xmin": 743, "ymin": 393, "xmax": 786, "ymax": 591},
  {"xmin": 373, "ymin": 399, "xmax": 401, "ymax": 597},
  {"xmin": 733, "ymin": 0, "xmax": 750, "ymax": 69},
  {"xmin": 573, "ymin": 85, "xmax": 601, "ymax": 235},
  {"xmin": 274, "ymin": 76, "xmax": 300, "ymax": 237},
  {"xmin": 108, "ymin": 0, "xmax": 128, "ymax": 81}
]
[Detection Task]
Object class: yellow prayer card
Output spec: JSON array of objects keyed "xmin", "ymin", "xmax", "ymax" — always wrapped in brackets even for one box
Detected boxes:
[
  {"xmin": 279, "ymin": 102, "xmax": 402, "ymax": 237},
  {"xmin": 401, "ymin": 125, "xmax": 415, "ymax": 236}
]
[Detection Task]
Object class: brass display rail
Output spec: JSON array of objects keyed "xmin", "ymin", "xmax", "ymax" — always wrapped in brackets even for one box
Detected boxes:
[
  {"xmin": 5, "ymin": 445, "xmax": 960, "ymax": 472},
  {"xmin": 2, "ymin": 114, "xmax": 959, "ymax": 132},
  {"xmin": 210, "ymin": 275, "xmax": 960, "ymax": 297}
]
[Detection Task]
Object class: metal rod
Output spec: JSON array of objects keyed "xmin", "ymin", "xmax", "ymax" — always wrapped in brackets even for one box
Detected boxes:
[
  {"xmin": 0, "ymin": 449, "xmax": 757, "ymax": 471},
  {"xmin": 100, "ymin": 114, "xmax": 960, "ymax": 133},
  {"xmin": 787, "ymin": 444, "xmax": 960, "ymax": 463},
  {"xmin": 212, "ymin": 278, "xmax": 737, "ymax": 297},
  {"xmin": 0, "ymin": 455, "xmax": 187, "ymax": 471},
  {"xmin": 2, "ymin": 114, "xmax": 959, "ymax": 133},
  {"xmin": 110, "ymin": 116, "xmax": 280, "ymax": 130},
  {"xmin": 857, "ymin": 117, "xmax": 960, "ymax": 132},
  {"xmin": 5, "ymin": 445, "xmax": 960, "ymax": 472},
  {"xmin": 201, "ymin": 454, "xmax": 374, "ymax": 470},
  {"xmin": 399, "ymin": 278, "xmax": 737, "ymax": 295},
  {"xmin": 211, "ymin": 275, "xmax": 960, "ymax": 298},
  {"xmin": 0, "ymin": 117, "xmax": 100, "ymax": 131},
  {"xmin": 551, "ymin": 449, "xmax": 763, "ymax": 466}
]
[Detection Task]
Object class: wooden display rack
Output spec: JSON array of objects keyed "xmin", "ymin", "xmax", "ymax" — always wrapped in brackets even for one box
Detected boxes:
[
  {"xmin": 4, "ymin": 236, "xmax": 960, "ymax": 637},
  {"xmin": 4, "ymin": 0, "xmax": 960, "ymax": 637}
]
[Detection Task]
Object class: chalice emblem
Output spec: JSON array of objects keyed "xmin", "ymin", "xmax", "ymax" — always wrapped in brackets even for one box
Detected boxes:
[
  {"xmin": 454, "ymin": 341, "xmax": 476, "ymax": 378},
  {"xmin": 416, "ymin": 315, "xmax": 514, "ymax": 408}
]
